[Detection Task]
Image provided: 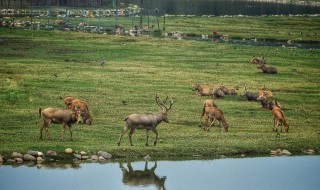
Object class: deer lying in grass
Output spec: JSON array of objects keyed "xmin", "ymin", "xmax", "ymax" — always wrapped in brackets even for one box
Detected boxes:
[
  {"xmin": 258, "ymin": 63, "xmax": 277, "ymax": 74},
  {"xmin": 117, "ymin": 95, "xmax": 174, "ymax": 146},
  {"xmin": 204, "ymin": 107, "xmax": 229, "ymax": 132},
  {"xmin": 272, "ymin": 107, "xmax": 289, "ymax": 132},
  {"xmin": 219, "ymin": 83, "xmax": 238, "ymax": 95},
  {"xmin": 242, "ymin": 85, "xmax": 260, "ymax": 101},
  {"xmin": 259, "ymin": 85, "xmax": 273, "ymax": 98},
  {"xmin": 211, "ymin": 87, "xmax": 225, "ymax": 98},
  {"xmin": 257, "ymin": 91, "xmax": 281, "ymax": 110},
  {"xmin": 192, "ymin": 83, "xmax": 212, "ymax": 96}
]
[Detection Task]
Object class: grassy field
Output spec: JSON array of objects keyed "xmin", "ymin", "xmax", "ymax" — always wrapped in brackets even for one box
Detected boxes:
[{"xmin": 0, "ymin": 15, "xmax": 319, "ymax": 159}]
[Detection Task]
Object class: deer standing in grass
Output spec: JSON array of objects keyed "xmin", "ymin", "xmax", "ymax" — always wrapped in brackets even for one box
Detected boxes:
[
  {"xmin": 205, "ymin": 107, "xmax": 229, "ymax": 132},
  {"xmin": 117, "ymin": 95, "xmax": 174, "ymax": 146},
  {"xmin": 272, "ymin": 107, "xmax": 289, "ymax": 132}
]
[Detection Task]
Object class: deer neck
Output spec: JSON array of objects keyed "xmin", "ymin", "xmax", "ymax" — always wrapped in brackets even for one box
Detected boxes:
[{"xmin": 156, "ymin": 113, "xmax": 166, "ymax": 123}]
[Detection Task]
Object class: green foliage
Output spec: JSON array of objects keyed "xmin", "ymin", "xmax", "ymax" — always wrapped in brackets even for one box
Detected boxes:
[{"xmin": 0, "ymin": 15, "xmax": 319, "ymax": 158}]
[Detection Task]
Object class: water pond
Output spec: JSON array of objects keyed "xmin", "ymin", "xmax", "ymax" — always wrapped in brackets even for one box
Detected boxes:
[
  {"xmin": 0, "ymin": 155, "xmax": 319, "ymax": 190},
  {"xmin": 134, "ymin": 0, "xmax": 320, "ymax": 16}
]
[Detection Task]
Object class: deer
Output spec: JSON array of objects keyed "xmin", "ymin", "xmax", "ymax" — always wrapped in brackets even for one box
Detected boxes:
[
  {"xmin": 258, "ymin": 85, "xmax": 273, "ymax": 98},
  {"xmin": 219, "ymin": 83, "xmax": 238, "ymax": 95},
  {"xmin": 257, "ymin": 91, "xmax": 281, "ymax": 110},
  {"xmin": 205, "ymin": 107, "xmax": 229, "ymax": 132},
  {"xmin": 192, "ymin": 83, "xmax": 212, "ymax": 96},
  {"xmin": 251, "ymin": 57, "xmax": 266, "ymax": 65},
  {"xmin": 242, "ymin": 85, "xmax": 260, "ymax": 101},
  {"xmin": 64, "ymin": 97, "xmax": 76, "ymax": 109},
  {"xmin": 258, "ymin": 63, "xmax": 277, "ymax": 74},
  {"xmin": 39, "ymin": 107, "xmax": 81, "ymax": 141},
  {"xmin": 200, "ymin": 99, "xmax": 218, "ymax": 127},
  {"xmin": 211, "ymin": 87, "xmax": 225, "ymax": 98},
  {"xmin": 117, "ymin": 95, "xmax": 174, "ymax": 146},
  {"xmin": 272, "ymin": 107, "xmax": 289, "ymax": 132}
]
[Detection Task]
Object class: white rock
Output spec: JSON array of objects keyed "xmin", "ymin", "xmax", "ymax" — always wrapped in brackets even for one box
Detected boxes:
[
  {"xmin": 65, "ymin": 148, "xmax": 73, "ymax": 154},
  {"xmin": 80, "ymin": 151, "xmax": 87, "ymax": 156},
  {"xmin": 91, "ymin": 155, "xmax": 98, "ymax": 160},
  {"xmin": 37, "ymin": 152, "xmax": 44, "ymax": 157}
]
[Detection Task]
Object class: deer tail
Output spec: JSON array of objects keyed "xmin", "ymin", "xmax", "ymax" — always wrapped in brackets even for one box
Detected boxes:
[{"xmin": 124, "ymin": 117, "xmax": 128, "ymax": 121}]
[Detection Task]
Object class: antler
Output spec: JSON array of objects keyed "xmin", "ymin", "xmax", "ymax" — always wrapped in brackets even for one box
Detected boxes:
[{"xmin": 155, "ymin": 94, "xmax": 174, "ymax": 112}]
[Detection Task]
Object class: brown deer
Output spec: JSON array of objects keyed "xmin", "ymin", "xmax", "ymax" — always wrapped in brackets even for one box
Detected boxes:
[
  {"xmin": 205, "ymin": 107, "xmax": 229, "ymax": 132},
  {"xmin": 272, "ymin": 107, "xmax": 289, "ymax": 132},
  {"xmin": 64, "ymin": 97, "xmax": 76, "ymax": 109},
  {"xmin": 39, "ymin": 108, "xmax": 81, "ymax": 141},
  {"xmin": 219, "ymin": 83, "xmax": 238, "ymax": 95},
  {"xmin": 201, "ymin": 99, "xmax": 218, "ymax": 127},
  {"xmin": 257, "ymin": 91, "xmax": 281, "ymax": 110},
  {"xmin": 192, "ymin": 83, "xmax": 212, "ymax": 96},
  {"xmin": 251, "ymin": 57, "xmax": 266, "ymax": 65},
  {"xmin": 70, "ymin": 99, "xmax": 93, "ymax": 125},
  {"xmin": 258, "ymin": 85, "xmax": 273, "ymax": 98},
  {"xmin": 258, "ymin": 63, "xmax": 277, "ymax": 74},
  {"xmin": 117, "ymin": 95, "xmax": 174, "ymax": 146}
]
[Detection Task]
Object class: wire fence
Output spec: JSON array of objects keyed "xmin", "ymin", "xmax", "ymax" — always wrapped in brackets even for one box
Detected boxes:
[{"xmin": 0, "ymin": 6, "xmax": 166, "ymax": 36}]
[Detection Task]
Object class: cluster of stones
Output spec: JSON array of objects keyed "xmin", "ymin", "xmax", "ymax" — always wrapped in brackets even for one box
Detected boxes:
[
  {"xmin": 6, "ymin": 150, "xmax": 45, "ymax": 164},
  {"xmin": 270, "ymin": 149, "xmax": 292, "ymax": 156},
  {"xmin": 270, "ymin": 149, "xmax": 317, "ymax": 156},
  {"xmin": 65, "ymin": 148, "xmax": 112, "ymax": 162},
  {"xmin": 303, "ymin": 149, "xmax": 316, "ymax": 155},
  {"xmin": 0, "ymin": 148, "xmax": 113, "ymax": 165}
]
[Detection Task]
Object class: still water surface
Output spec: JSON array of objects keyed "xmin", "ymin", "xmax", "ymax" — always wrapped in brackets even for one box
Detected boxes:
[
  {"xmin": 133, "ymin": 0, "xmax": 320, "ymax": 16},
  {"xmin": 0, "ymin": 155, "xmax": 319, "ymax": 190}
]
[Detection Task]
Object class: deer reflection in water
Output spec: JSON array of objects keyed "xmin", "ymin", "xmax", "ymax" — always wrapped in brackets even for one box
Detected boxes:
[{"xmin": 119, "ymin": 161, "xmax": 166, "ymax": 190}]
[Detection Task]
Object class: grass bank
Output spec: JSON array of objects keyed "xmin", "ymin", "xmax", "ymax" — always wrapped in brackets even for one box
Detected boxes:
[{"xmin": 0, "ymin": 16, "xmax": 319, "ymax": 159}]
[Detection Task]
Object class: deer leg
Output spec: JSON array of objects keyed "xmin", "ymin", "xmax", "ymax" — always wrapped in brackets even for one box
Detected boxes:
[
  {"xmin": 151, "ymin": 128, "xmax": 158, "ymax": 146},
  {"xmin": 44, "ymin": 120, "xmax": 51, "ymax": 140},
  {"xmin": 273, "ymin": 118, "xmax": 276, "ymax": 132},
  {"xmin": 146, "ymin": 129, "xmax": 150, "ymax": 146},
  {"xmin": 68, "ymin": 124, "xmax": 73, "ymax": 141},
  {"xmin": 204, "ymin": 114, "xmax": 209, "ymax": 131},
  {"xmin": 117, "ymin": 126, "xmax": 129, "ymax": 146},
  {"xmin": 208, "ymin": 118, "xmax": 216, "ymax": 131},
  {"xmin": 39, "ymin": 122, "xmax": 45, "ymax": 140},
  {"xmin": 129, "ymin": 127, "xmax": 135, "ymax": 146},
  {"xmin": 61, "ymin": 123, "xmax": 66, "ymax": 141}
]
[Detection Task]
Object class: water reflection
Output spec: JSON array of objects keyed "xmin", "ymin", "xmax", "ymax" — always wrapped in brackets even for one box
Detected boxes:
[
  {"xmin": 119, "ymin": 161, "xmax": 166, "ymax": 189},
  {"xmin": 0, "ymin": 156, "xmax": 319, "ymax": 190}
]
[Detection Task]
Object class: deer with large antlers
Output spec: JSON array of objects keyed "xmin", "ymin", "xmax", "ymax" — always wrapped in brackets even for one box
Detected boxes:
[{"xmin": 117, "ymin": 95, "xmax": 174, "ymax": 146}]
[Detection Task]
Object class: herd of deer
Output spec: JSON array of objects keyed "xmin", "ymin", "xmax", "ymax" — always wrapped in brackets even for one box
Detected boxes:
[
  {"xmin": 193, "ymin": 82, "xmax": 289, "ymax": 135},
  {"xmin": 38, "ymin": 56, "xmax": 288, "ymax": 146}
]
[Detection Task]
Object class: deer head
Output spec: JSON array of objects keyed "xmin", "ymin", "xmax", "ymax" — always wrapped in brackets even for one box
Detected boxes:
[{"xmin": 156, "ymin": 95, "xmax": 174, "ymax": 113}]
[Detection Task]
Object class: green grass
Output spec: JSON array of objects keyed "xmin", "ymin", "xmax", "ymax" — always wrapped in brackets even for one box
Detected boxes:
[{"xmin": 0, "ymin": 15, "xmax": 319, "ymax": 159}]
